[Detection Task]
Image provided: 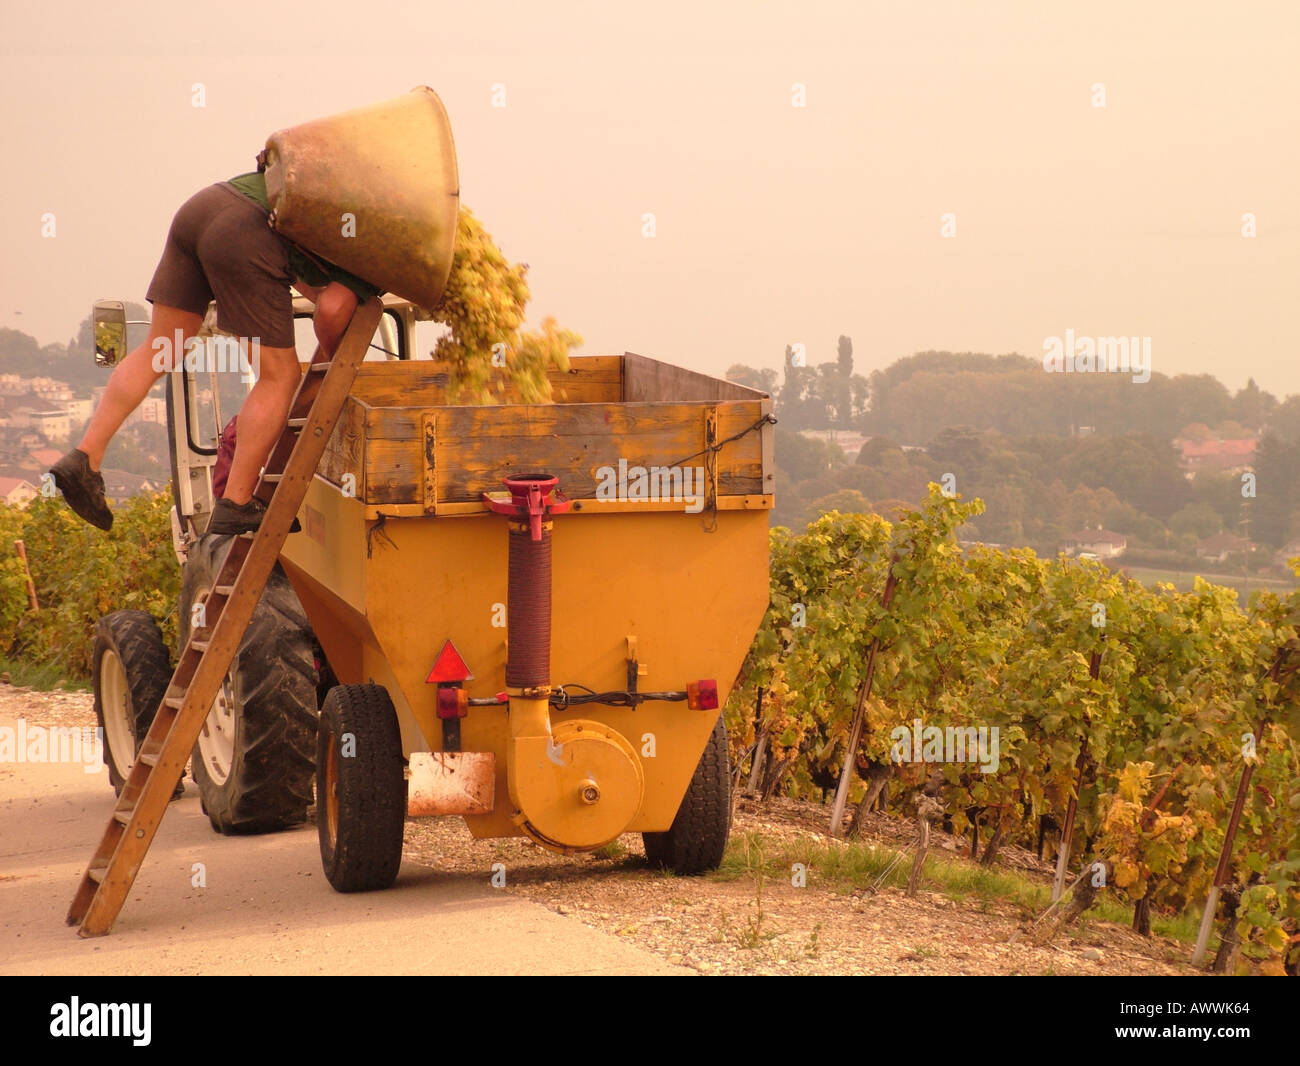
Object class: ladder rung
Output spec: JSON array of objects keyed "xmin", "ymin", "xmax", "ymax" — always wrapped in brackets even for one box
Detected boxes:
[
  {"xmin": 112, "ymin": 808, "xmax": 132, "ymax": 826},
  {"xmin": 163, "ymin": 696, "xmax": 185, "ymax": 709},
  {"xmin": 307, "ymin": 361, "xmax": 333, "ymax": 373},
  {"xmin": 288, "ymin": 417, "xmax": 308, "ymax": 428},
  {"xmin": 137, "ymin": 752, "xmax": 158, "ymax": 767},
  {"xmin": 213, "ymin": 585, "xmax": 235, "ymax": 596},
  {"xmin": 87, "ymin": 863, "xmax": 109, "ymax": 884},
  {"xmin": 191, "ymin": 639, "xmax": 209, "ymax": 652},
  {"xmin": 261, "ymin": 474, "xmax": 283, "ymax": 483}
]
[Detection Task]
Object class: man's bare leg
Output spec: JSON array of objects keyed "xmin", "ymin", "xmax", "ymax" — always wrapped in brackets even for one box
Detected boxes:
[
  {"xmin": 219, "ymin": 344, "xmax": 300, "ymax": 504},
  {"xmin": 77, "ymin": 303, "xmax": 203, "ymax": 469}
]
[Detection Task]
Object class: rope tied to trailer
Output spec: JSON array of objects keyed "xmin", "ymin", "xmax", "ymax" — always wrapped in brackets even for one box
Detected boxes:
[
  {"xmin": 366, "ymin": 512, "xmax": 399, "ymax": 558},
  {"xmin": 664, "ymin": 412, "xmax": 776, "ymax": 533},
  {"xmin": 666, "ymin": 412, "xmax": 777, "ymax": 469}
]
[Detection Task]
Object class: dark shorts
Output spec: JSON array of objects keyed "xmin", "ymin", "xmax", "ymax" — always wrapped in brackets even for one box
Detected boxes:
[{"xmin": 146, "ymin": 183, "xmax": 296, "ymax": 348}]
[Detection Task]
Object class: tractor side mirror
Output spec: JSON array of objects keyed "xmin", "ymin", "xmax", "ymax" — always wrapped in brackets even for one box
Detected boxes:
[{"xmin": 93, "ymin": 300, "xmax": 128, "ymax": 367}]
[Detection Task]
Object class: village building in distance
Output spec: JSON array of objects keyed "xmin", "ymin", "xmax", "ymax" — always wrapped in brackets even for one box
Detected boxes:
[{"xmin": 0, "ymin": 374, "xmax": 168, "ymax": 509}]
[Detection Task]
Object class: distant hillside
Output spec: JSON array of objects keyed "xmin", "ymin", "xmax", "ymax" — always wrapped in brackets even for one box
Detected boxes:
[
  {"xmin": 861, "ymin": 350, "xmax": 1297, "ymax": 445},
  {"xmin": 0, "ymin": 301, "xmax": 149, "ymax": 399}
]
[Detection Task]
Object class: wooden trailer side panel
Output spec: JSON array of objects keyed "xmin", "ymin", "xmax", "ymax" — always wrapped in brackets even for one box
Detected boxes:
[{"xmin": 322, "ymin": 402, "xmax": 771, "ymax": 509}]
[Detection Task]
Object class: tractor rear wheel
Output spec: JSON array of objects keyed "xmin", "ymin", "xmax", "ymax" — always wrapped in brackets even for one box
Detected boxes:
[
  {"xmin": 92, "ymin": 610, "xmax": 173, "ymax": 796},
  {"xmin": 317, "ymin": 684, "xmax": 407, "ymax": 892},
  {"xmin": 180, "ymin": 534, "xmax": 318, "ymax": 834},
  {"xmin": 642, "ymin": 715, "xmax": 731, "ymax": 874}
]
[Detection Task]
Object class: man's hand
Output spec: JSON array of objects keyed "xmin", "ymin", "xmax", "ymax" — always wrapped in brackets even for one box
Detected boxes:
[{"xmin": 313, "ymin": 282, "xmax": 359, "ymax": 357}]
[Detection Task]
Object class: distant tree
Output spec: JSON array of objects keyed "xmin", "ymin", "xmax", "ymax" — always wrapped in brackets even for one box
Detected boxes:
[
  {"xmin": 1179, "ymin": 422, "xmax": 1214, "ymax": 442},
  {"xmin": 1186, "ymin": 470, "xmax": 1244, "ymax": 532},
  {"xmin": 856, "ymin": 436, "xmax": 902, "ymax": 465},
  {"xmin": 1129, "ymin": 513, "xmax": 1171, "ymax": 548},
  {"xmin": 1252, "ymin": 432, "xmax": 1298, "ymax": 547},
  {"xmin": 775, "ymin": 428, "xmax": 843, "ymax": 483},
  {"xmin": 835, "ymin": 336, "xmax": 853, "ymax": 428},
  {"xmin": 1168, "ymin": 502, "xmax": 1222, "ymax": 539},
  {"xmin": 803, "ymin": 488, "xmax": 871, "ymax": 525},
  {"xmin": 870, "ymin": 498, "xmax": 914, "ymax": 521},
  {"xmin": 927, "ymin": 426, "xmax": 987, "ymax": 471},
  {"xmin": 779, "ymin": 345, "xmax": 815, "ymax": 429},
  {"xmin": 1054, "ymin": 434, "xmax": 1188, "ymax": 521},
  {"xmin": 1263, "ymin": 396, "xmax": 1300, "ymax": 443},
  {"xmin": 726, "ymin": 363, "xmax": 778, "ymax": 395},
  {"xmin": 1229, "ymin": 377, "xmax": 1276, "ymax": 430}
]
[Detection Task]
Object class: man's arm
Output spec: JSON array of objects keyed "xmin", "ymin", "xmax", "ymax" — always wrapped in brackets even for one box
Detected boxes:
[{"xmin": 313, "ymin": 281, "xmax": 360, "ymax": 356}]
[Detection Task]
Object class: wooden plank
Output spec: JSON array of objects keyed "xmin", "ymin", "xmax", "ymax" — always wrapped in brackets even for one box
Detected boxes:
[
  {"xmin": 437, "ymin": 403, "xmax": 763, "ymax": 502},
  {"xmin": 436, "ymin": 402, "xmax": 765, "ymax": 505},
  {"xmin": 622, "ymin": 352, "xmax": 769, "ymax": 404},
  {"xmin": 364, "ymin": 438, "xmax": 420, "ymax": 505},
  {"xmin": 319, "ymin": 395, "xmax": 367, "ymax": 496},
  {"xmin": 345, "ymin": 355, "xmax": 623, "ymax": 411},
  {"xmin": 350, "ymin": 401, "xmax": 769, "ymax": 506}
]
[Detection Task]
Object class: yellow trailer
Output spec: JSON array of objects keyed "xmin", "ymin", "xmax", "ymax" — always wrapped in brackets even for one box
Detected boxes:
[
  {"xmin": 282, "ymin": 349, "xmax": 773, "ymax": 885},
  {"xmin": 91, "ymin": 308, "xmax": 774, "ymax": 890}
]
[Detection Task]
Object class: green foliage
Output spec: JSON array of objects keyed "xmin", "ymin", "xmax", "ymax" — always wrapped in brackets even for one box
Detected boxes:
[
  {"xmin": 0, "ymin": 493, "xmax": 179, "ymax": 679},
  {"xmin": 729, "ymin": 484, "xmax": 1300, "ymax": 969}
]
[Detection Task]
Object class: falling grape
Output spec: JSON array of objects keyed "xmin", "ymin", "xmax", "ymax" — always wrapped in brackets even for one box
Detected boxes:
[{"xmin": 420, "ymin": 207, "xmax": 581, "ymax": 403}]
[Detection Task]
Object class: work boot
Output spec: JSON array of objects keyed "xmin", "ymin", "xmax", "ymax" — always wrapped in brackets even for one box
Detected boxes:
[
  {"xmin": 49, "ymin": 448, "xmax": 113, "ymax": 531},
  {"xmin": 207, "ymin": 496, "xmax": 301, "ymax": 536}
]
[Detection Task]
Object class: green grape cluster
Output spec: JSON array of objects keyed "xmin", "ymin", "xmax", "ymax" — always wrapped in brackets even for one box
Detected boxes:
[{"xmin": 424, "ymin": 207, "xmax": 581, "ymax": 404}]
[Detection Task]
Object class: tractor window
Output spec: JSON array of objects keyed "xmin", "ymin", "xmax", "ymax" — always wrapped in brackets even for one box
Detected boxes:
[{"xmin": 292, "ymin": 308, "xmax": 404, "ymax": 362}]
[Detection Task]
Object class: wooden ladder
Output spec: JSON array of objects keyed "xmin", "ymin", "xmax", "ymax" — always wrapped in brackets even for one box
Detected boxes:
[{"xmin": 67, "ymin": 299, "xmax": 383, "ymax": 937}]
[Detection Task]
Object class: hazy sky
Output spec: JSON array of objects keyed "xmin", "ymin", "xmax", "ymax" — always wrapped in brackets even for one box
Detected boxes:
[{"xmin": 2, "ymin": 1, "xmax": 1296, "ymax": 396}]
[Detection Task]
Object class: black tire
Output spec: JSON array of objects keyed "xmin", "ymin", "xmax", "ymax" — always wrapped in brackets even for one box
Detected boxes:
[
  {"xmin": 317, "ymin": 684, "xmax": 406, "ymax": 892},
  {"xmin": 180, "ymin": 534, "xmax": 318, "ymax": 834},
  {"xmin": 643, "ymin": 715, "xmax": 731, "ymax": 874},
  {"xmin": 92, "ymin": 610, "xmax": 172, "ymax": 795}
]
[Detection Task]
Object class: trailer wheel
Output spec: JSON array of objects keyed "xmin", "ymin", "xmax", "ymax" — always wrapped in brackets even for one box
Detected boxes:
[
  {"xmin": 317, "ymin": 684, "xmax": 406, "ymax": 892},
  {"xmin": 180, "ymin": 534, "xmax": 318, "ymax": 834},
  {"xmin": 643, "ymin": 715, "xmax": 731, "ymax": 874},
  {"xmin": 92, "ymin": 611, "xmax": 173, "ymax": 795}
]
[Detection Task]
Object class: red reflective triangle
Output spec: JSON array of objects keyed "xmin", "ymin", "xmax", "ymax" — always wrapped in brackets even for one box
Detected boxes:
[{"xmin": 426, "ymin": 639, "xmax": 474, "ymax": 684}]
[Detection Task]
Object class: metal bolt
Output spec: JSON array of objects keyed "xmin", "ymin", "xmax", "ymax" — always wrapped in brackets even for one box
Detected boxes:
[{"xmin": 580, "ymin": 783, "xmax": 600, "ymax": 805}]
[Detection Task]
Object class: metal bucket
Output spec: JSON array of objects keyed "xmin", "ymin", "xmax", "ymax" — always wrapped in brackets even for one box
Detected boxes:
[{"xmin": 262, "ymin": 86, "xmax": 459, "ymax": 311}]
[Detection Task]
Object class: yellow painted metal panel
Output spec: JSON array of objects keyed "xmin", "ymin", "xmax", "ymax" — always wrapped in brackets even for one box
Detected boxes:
[{"xmin": 323, "ymin": 506, "xmax": 770, "ymax": 837}]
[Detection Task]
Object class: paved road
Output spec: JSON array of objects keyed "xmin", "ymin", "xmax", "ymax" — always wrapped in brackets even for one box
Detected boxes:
[{"xmin": 0, "ymin": 712, "xmax": 687, "ymax": 976}]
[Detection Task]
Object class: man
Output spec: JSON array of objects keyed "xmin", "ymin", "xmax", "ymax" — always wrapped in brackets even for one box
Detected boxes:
[{"xmin": 51, "ymin": 168, "xmax": 381, "ymax": 535}]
